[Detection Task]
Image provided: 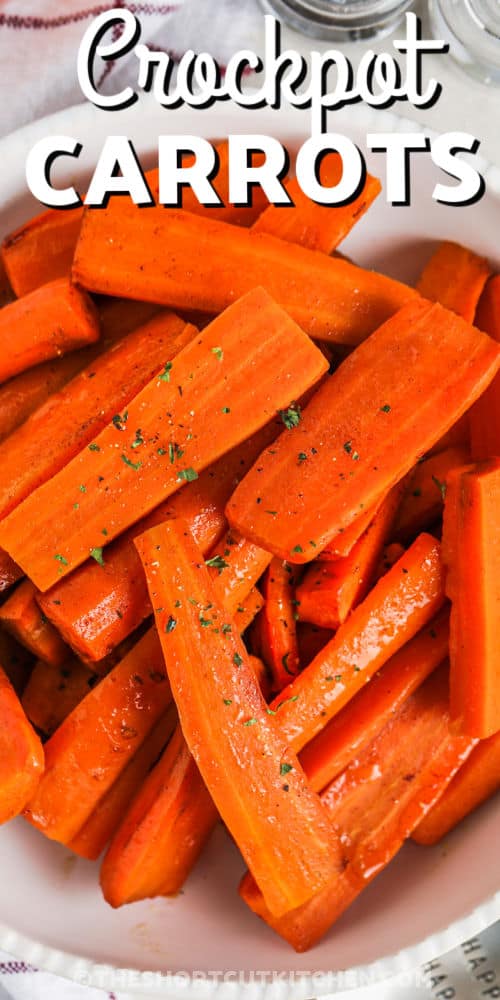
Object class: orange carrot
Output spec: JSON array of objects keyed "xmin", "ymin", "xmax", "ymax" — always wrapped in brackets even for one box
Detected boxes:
[
  {"xmin": 234, "ymin": 587, "xmax": 265, "ymax": 634},
  {"xmin": 373, "ymin": 542, "xmax": 406, "ymax": 582},
  {"xmin": 23, "ymin": 628, "xmax": 173, "ymax": 844},
  {"xmin": 1, "ymin": 289, "xmax": 327, "ymax": 592},
  {"xmin": 417, "ymin": 241, "xmax": 490, "ymax": 323},
  {"xmin": 0, "ymin": 628, "xmax": 33, "ymax": 695},
  {"xmin": 206, "ymin": 529, "xmax": 272, "ymax": 616},
  {"xmin": 0, "ymin": 666, "xmax": 44, "ymax": 823},
  {"xmin": 413, "ymin": 730, "xmax": 500, "ymax": 845},
  {"xmin": 296, "ymin": 623, "xmax": 334, "ymax": 669},
  {"xmin": 253, "ymin": 154, "xmax": 381, "ymax": 253},
  {"xmin": 316, "ymin": 500, "xmax": 381, "ymax": 560},
  {"xmin": 0, "ymin": 580, "xmax": 70, "ymax": 666},
  {"xmin": 296, "ymin": 483, "xmax": 403, "ymax": 629},
  {"xmin": 227, "ymin": 300, "xmax": 500, "ymax": 563},
  {"xmin": 73, "ymin": 207, "xmax": 417, "ymax": 347},
  {"xmin": 300, "ymin": 609, "xmax": 449, "ymax": 792},
  {"xmin": 393, "ymin": 445, "xmax": 470, "ymax": 542},
  {"xmin": 0, "ymin": 256, "xmax": 14, "ymax": 307},
  {"xmin": 70, "ymin": 704, "xmax": 178, "ymax": 861},
  {"xmin": 470, "ymin": 275, "xmax": 500, "ymax": 460},
  {"xmin": 135, "ymin": 519, "xmax": 340, "ymax": 918},
  {"xmin": 257, "ymin": 559, "xmax": 301, "ymax": 690},
  {"xmin": 1, "ymin": 207, "xmax": 83, "ymax": 297},
  {"xmin": 22, "ymin": 658, "xmax": 99, "ymax": 737},
  {"xmin": 240, "ymin": 665, "xmax": 476, "ymax": 951},
  {"xmin": 443, "ymin": 459, "xmax": 500, "ymax": 737},
  {"xmin": 264, "ymin": 533, "xmax": 445, "ymax": 753},
  {"xmin": 0, "ymin": 278, "xmax": 100, "ymax": 384}
]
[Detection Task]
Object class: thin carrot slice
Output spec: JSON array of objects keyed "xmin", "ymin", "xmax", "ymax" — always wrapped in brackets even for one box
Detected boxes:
[
  {"xmin": 234, "ymin": 587, "xmax": 264, "ymax": 634},
  {"xmin": 0, "ymin": 279, "xmax": 100, "ymax": 385},
  {"xmin": 373, "ymin": 542, "xmax": 406, "ymax": 582},
  {"xmin": 470, "ymin": 275, "xmax": 500, "ymax": 460},
  {"xmin": 300, "ymin": 609, "xmax": 449, "ymax": 792},
  {"xmin": 227, "ymin": 300, "xmax": 500, "ymax": 563},
  {"xmin": 316, "ymin": 501, "xmax": 381, "ymax": 561},
  {"xmin": 393, "ymin": 445, "xmax": 470, "ymax": 542},
  {"xmin": 0, "ymin": 666, "xmax": 44, "ymax": 824},
  {"xmin": 135, "ymin": 519, "xmax": 340, "ymax": 918},
  {"xmin": 413, "ymin": 730, "xmax": 500, "ymax": 845},
  {"xmin": 417, "ymin": 241, "xmax": 490, "ymax": 323},
  {"xmin": 23, "ymin": 628, "xmax": 172, "ymax": 844},
  {"xmin": 1, "ymin": 288, "xmax": 327, "ymax": 592},
  {"xmin": 443, "ymin": 459, "xmax": 500, "ymax": 737},
  {"xmin": 253, "ymin": 154, "xmax": 381, "ymax": 253},
  {"xmin": 22, "ymin": 658, "xmax": 99, "ymax": 737},
  {"xmin": 73, "ymin": 207, "xmax": 417, "ymax": 347},
  {"xmin": 1, "ymin": 207, "xmax": 83, "ymax": 297},
  {"xmin": 0, "ymin": 580, "xmax": 70, "ymax": 666},
  {"xmin": 265, "ymin": 533, "xmax": 445, "ymax": 753},
  {"xmin": 258, "ymin": 559, "xmax": 301, "ymax": 691},
  {"xmin": 296, "ymin": 483, "xmax": 403, "ymax": 630},
  {"xmin": 240, "ymin": 665, "xmax": 476, "ymax": 951},
  {"xmin": 206, "ymin": 529, "xmax": 272, "ymax": 616}
]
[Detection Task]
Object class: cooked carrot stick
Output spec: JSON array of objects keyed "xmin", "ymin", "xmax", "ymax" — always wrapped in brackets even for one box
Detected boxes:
[
  {"xmin": 227, "ymin": 299, "xmax": 500, "ymax": 563},
  {"xmin": 443, "ymin": 459, "xmax": 500, "ymax": 737},
  {"xmin": 417, "ymin": 241, "xmax": 490, "ymax": 323},
  {"xmin": 0, "ymin": 666, "xmax": 44, "ymax": 824},
  {"xmin": 23, "ymin": 628, "xmax": 172, "ymax": 844},
  {"xmin": 0, "ymin": 628, "xmax": 33, "ymax": 695},
  {"xmin": 22, "ymin": 658, "xmax": 99, "ymax": 737},
  {"xmin": 0, "ymin": 580, "xmax": 70, "ymax": 666},
  {"xmin": 1, "ymin": 207, "xmax": 83, "ymax": 297},
  {"xmin": 264, "ymin": 533, "xmax": 445, "ymax": 753},
  {"xmin": 135, "ymin": 519, "xmax": 340, "ymax": 918},
  {"xmin": 2, "ymin": 289, "xmax": 327, "ymax": 592},
  {"xmin": 296, "ymin": 483, "xmax": 403, "ymax": 630},
  {"xmin": 296, "ymin": 623, "xmax": 334, "ymax": 669},
  {"xmin": 0, "ymin": 279, "xmax": 100, "ymax": 385},
  {"xmin": 70, "ymin": 704, "xmax": 178, "ymax": 861},
  {"xmin": 253, "ymin": 154, "xmax": 381, "ymax": 253},
  {"xmin": 413, "ymin": 730, "xmax": 500, "ymax": 845},
  {"xmin": 206, "ymin": 529, "xmax": 272, "ymax": 616},
  {"xmin": 234, "ymin": 587, "xmax": 265, "ymax": 634},
  {"xmin": 240, "ymin": 665, "xmax": 476, "ymax": 951},
  {"xmin": 470, "ymin": 275, "xmax": 500, "ymax": 460},
  {"xmin": 73, "ymin": 207, "xmax": 417, "ymax": 347},
  {"xmin": 300, "ymin": 609, "xmax": 449, "ymax": 792},
  {"xmin": 257, "ymin": 559, "xmax": 301, "ymax": 691},
  {"xmin": 373, "ymin": 542, "xmax": 406, "ymax": 582},
  {"xmin": 393, "ymin": 445, "xmax": 470, "ymax": 542},
  {"xmin": 316, "ymin": 500, "xmax": 381, "ymax": 560},
  {"xmin": 426, "ymin": 415, "xmax": 470, "ymax": 458}
]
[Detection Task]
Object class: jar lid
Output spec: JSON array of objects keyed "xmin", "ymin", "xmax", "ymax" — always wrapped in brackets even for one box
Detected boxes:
[
  {"xmin": 259, "ymin": 0, "xmax": 415, "ymax": 41},
  {"xmin": 429, "ymin": 0, "xmax": 500, "ymax": 85}
]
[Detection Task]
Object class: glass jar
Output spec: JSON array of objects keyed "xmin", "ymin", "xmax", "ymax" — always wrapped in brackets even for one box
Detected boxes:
[
  {"xmin": 428, "ymin": 0, "xmax": 500, "ymax": 86},
  {"xmin": 259, "ymin": 0, "xmax": 415, "ymax": 41}
]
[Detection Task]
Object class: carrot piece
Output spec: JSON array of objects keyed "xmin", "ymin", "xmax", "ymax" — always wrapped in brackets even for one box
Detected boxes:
[
  {"xmin": 470, "ymin": 275, "xmax": 500, "ymax": 460},
  {"xmin": 297, "ymin": 623, "xmax": 334, "ymax": 669},
  {"xmin": 0, "ymin": 666, "xmax": 44, "ymax": 823},
  {"xmin": 0, "ymin": 628, "xmax": 33, "ymax": 695},
  {"xmin": 22, "ymin": 658, "xmax": 99, "ymax": 737},
  {"xmin": 426, "ymin": 415, "xmax": 471, "ymax": 458},
  {"xmin": 73, "ymin": 206, "xmax": 417, "ymax": 347},
  {"xmin": 373, "ymin": 542, "xmax": 406, "ymax": 582},
  {"xmin": 264, "ymin": 534, "xmax": 445, "ymax": 753},
  {"xmin": 413, "ymin": 730, "xmax": 500, "ymax": 845},
  {"xmin": 0, "ymin": 580, "xmax": 69, "ymax": 666},
  {"xmin": 240, "ymin": 665, "xmax": 476, "ymax": 951},
  {"xmin": 234, "ymin": 587, "xmax": 264, "ymax": 634},
  {"xmin": 23, "ymin": 628, "xmax": 172, "ymax": 845},
  {"xmin": 257, "ymin": 559, "xmax": 301, "ymax": 691},
  {"xmin": 2, "ymin": 289, "xmax": 327, "ymax": 592},
  {"xmin": 135, "ymin": 519, "xmax": 340, "ymax": 918},
  {"xmin": 316, "ymin": 501, "xmax": 381, "ymax": 560},
  {"xmin": 253, "ymin": 154, "xmax": 381, "ymax": 253},
  {"xmin": 70, "ymin": 704, "xmax": 178, "ymax": 861},
  {"xmin": 206, "ymin": 529, "xmax": 272, "ymax": 616},
  {"xmin": 296, "ymin": 484, "xmax": 403, "ymax": 630},
  {"xmin": 300, "ymin": 609, "xmax": 449, "ymax": 792},
  {"xmin": 417, "ymin": 241, "xmax": 490, "ymax": 323},
  {"xmin": 0, "ymin": 279, "xmax": 100, "ymax": 385},
  {"xmin": 1, "ymin": 207, "xmax": 83, "ymax": 297},
  {"xmin": 443, "ymin": 460, "xmax": 500, "ymax": 737},
  {"xmin": 393, "ymin": 445, "xmax": 470, "ymax": 542},
  {"xmin": 227, "ymin": 300, "xmax": 500, "ymax": 563}
]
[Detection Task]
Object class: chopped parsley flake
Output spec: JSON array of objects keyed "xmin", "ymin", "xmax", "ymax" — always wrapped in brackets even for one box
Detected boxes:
[
  {"xmin": 90, "ymin": 547, "xmax": 105, "ymax": 567},
  {"xmin": 280, "ymin": 763, "xmax": 293, "ymax": 776},
  {"xmin": 222, "ymin": 623, "xmax": 232, "ymax": 634},
  {"xmin": 112, "ymin": 410, "xmax": 128, "ymax": 431},
  {"xmin": 168, "ymin": 442, "xmax": 184, "ymax": 464},
  {"xmin": 432, "ymin": 475, "xmax": 447, "ymax": 500},
  {"xmin": 380, "ymin": 404, "xmax": 391, "ymax": 413},
  {"xmin": 157, "ymin": 447, "xmax": 167, "ymax": 456},
  {"xmin": 282, "ymin": 652, "xmax": 294, "ymax": 676},
  {"xmin": 223, "ymin": 698, "xmax": 232, "ymax": 706},
  {"xmin": 88, "ymin": 443, "xmax": 100, "ymax": 452},
  {"xmin": 121, "ymin": 454, "xmax": 141, "ymax": 471},
  {"xmin": 279, "ymin": 403, "xmax": 301, "ymax": 430},
  {"xmin": 343, "ymin": 441, "xmax": 353, "ymax": 454},
  {"xmin": 265, "ymin": 510, "xmax": 278, "ymax": 517},
  {"xmin": 298, "ymin": 452, "xmax": 307, "ymax": 464},
  {"xmin": 131, "ymin": 430, "xmax": 144, "ymax": 450},
  {"xmin": 54, "ymin": 554, "xmax": 68, "ymax": 566},
  {"xmin": 159, "ymin": 362, "xmax": 173, "ymax": 382},
  {"xmin": 177, "ymin": 467, "xmax": 198, "ymax": 482},
  {"xmin": 291, "ymin": 545, "xmax": 303, "ymax": 554},
  {"xmin": 212, "ymin": 347, "xmax": 224, "ymax": 361},
  {"xmin": 243, "ymin": 718, "xmax": 257, "ymax": 727},
  {"xmin": 221, "ymin": 406, "xmax": 231, "ymax": 414},
  {"xmin": 165, "ymin": 616, "xmax": 177, "ymax": 633},
  {"xmin": 233, "ymin": 652, "xmax": 243, "ymax": 667},
  {"xmin": 79, "ymin": 484, "xmax": 87, "ymax": 493},
  {"xmin": 205, "ymin": 554, "xmax": 229, "ymax": 574}
]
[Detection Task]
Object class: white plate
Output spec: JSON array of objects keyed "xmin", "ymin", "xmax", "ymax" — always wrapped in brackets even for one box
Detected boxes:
[{"xmin": 1, "ymin": 98, "xmax": 500, "ymax": 1000}]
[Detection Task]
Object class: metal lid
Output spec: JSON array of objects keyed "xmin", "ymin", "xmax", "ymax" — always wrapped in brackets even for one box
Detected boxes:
[{"xmin": 259, "ymin": 0, "xmax": 415, "ymax": 41}]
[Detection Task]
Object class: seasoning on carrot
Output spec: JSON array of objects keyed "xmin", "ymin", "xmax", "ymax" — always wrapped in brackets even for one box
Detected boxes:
[
  {"xmin": 206, "ymin": 529, "xmax": 272, "ymax": 617},
  {"xmin": 393, "ymin": 445, "xmax": 470, "ymax": 542},
  {"xmin": 256, "ymin": 558, "xmax": 301, "ymax": 691},
  {"xmin": 470, "ymin": 274, "xmax": 500, "ymax": 460},
  {"xmin": 22, "ymin": 658, "xmax": 99, "ymax": 737},
  {"xmin": 0, "ymin": 580, "xmax": 70, "ymax": 666},
  {"xmin": 416, "ymin": 241, "xmax": 490, "ymax": 323},
  {"xmin": 0, "ymin": 666, "xmax": 44, "ymax": 824},
  {"xmin": 233, "ymin": 587, "xmax": 265, "ymax": 635}
]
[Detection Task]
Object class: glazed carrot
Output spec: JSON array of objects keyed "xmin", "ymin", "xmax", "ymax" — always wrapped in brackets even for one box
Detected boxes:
[
  {"xmin": 22, "ymin": 658, "xmax": 99, "ymax": 737},
  {"xmin": 0, "ymin": 628, "xmax": 33, "ymax": 695},
  {"xmin": 413, "ymin": 730, "xmax": 500, "ymax": 845},
  {"xmin": 443, "ymin": 460, "xmax": 500, "ymax": 737},
  {"xmin": 300, "ymin": 610, "xmax": 450, "ymax": 792},
  {"xmin": 296, "ymin": 483, "xmax": 403, "ymax": 630},
  {"xmin": 426, "ymin": 415, "xmax": 470, "ymax": 458},
  {"xmin": 264, "ymin": 534, "xmax": 445, "ymax": 753},
  {"xmin": 227, "ymin": 300, "xmax": 500, "ymax": 563},
  {"xmin": 234, "ymin": 587, "xmax": 265, "ymax": 634},
  {"xmin": 70, "ymin": 704, "xmax": 178, "ymax": 861},
  {"xmin": 373, "ymin": 542, "xmax": 406, "ymax": 582},
  {"xmin": 206, "ymin": 529, "xmax": 272, "ymax": 616},
  {"xmin": 73, "ymin": 207, "xmax": 417, "ymax": 346},
  {"xmin": 470, "ymin": 275, "xmax": 500, "ymax": 460},
  {"xmin": 393, "ymin": 445, "xmax": 470, "ymax": 542},
  {"xmin": 2, "ymin": 289, "xmax": 327, "ymax": 592},
  {"xmin": 0, "ymin": 580, "xmax": 70, "ymax": 666},
  {"xmin": 23, "ymin": 628, "xmax": 173, "ymax": 844},
  {"xmin": 240, "ymin": 665, "xmax": 476, "ymax": 951},
  {"xmin": 0, "ymin": 666, "xmax": 44, "ymax": 824},
  {"xmin": 253, "ymin": 154, "xmax": 381, "ymax": 253},
  {"xmin": 0, "ymin": 278, "xmax": 100, "ymax": 385},
  {"xmin": 296, "ymin": 623, "xmax": 334, "ymax": 669},
  {"xmin": 417, "ymin": 241, "xmax": 490, "ymax": 323},
  {"xmin": 256, "ymin": 559, "xmax": 301, "ymax": 691},
  {"xmin": 136, "ymin": 519, "xmax": 340, "ymax": 918},
  {"xmin": 1, "ymin": 208, "xmax": 83, "ymax": 297},
  {"xmin": 316, "ymin": 500, "xmax": 381, "ymax": 560}
]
